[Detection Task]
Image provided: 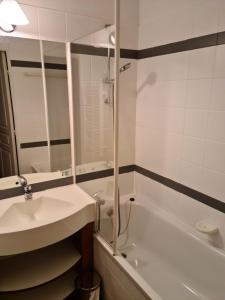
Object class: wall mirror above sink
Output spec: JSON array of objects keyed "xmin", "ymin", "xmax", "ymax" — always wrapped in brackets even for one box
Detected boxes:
[{"xmin": 0, "ymin": 36, "xmax": 72, "ymax": 196}]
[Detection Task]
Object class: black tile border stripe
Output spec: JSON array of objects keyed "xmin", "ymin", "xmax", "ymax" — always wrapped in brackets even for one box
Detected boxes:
[
  {"xmin": 137, "ymin": 33, "xmax": 218, "ymax": 59},
  {"xmin": 76, "ymin": 164, "xmax": 135, "ymax": 183},
  {"xmin": 0, "ymin": 176, "xmax": 73, "ymax": 200},
  {"xmin": 72, "ymin": 31, "xmax": 225, "ymax": 60},
  {"xmin": 50, "ymin": 138, "xmax": 71, "ymax": 146},
  {"xmin": 20, "ymin": 141, "xmax": 47, "ymax": 149},
  {"xmin": 10, "ymin": 32, "xmax": 225, "ymax": 72},
  {"xmin": 0, "ymin": 163, "xmax": 224, "ymax": 213},
  {"xmin": 11, "ymin": 60, "xmax": 67, "ymax": 70},
  {"xmin": 44, "ymin": 62, "xmax": 67, "ymax": 70},
  {"xmin": 137, "ymin": 31, "xmax": 225, "ymax": 59},
  {"xmin": 76, "ymin": 164, "xmax": 225, "ymax": 214},
  {"xmin": 11, "ymin": 60, "xmax": 42, "ymax": 68},
  {"xmin": 20, "ymin": 139, "xmax": 71, "ymax": 149},
  {"xmin": 71, "ymin": 43, "xmax": 138, "ymax": 59},
  {"xmin": 134, "ymin": 165, "xmax": 225, "ymax": 214}
]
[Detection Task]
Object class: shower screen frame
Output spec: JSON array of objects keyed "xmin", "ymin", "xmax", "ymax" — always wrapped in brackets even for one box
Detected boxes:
[{"xmin": 66, "ymin": 0, "xmax": 121, "ymax": 256}]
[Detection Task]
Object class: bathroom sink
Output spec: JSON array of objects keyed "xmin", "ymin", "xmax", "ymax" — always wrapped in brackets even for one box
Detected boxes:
[
  {"xmin": 0, "ymin": 197, "xmax": 74, "ymax": 228},
  {"xmin": 0, "ymin": 184, "xmax": 95, "ymax": 256}
]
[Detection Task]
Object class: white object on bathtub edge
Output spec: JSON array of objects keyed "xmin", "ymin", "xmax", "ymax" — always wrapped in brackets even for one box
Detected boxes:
[{"xmin": 195, "ymin": 220, "xmax": 219, "ymax": 235}]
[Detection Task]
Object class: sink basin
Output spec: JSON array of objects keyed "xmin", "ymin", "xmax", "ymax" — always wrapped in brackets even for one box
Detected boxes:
[
  {"xmin": 0, "ymin": 197, "xmax": 74, "ymax": 228},
  {"xmin": 0, "ymin": 184, "xmax": 96, "ymax": 255}
]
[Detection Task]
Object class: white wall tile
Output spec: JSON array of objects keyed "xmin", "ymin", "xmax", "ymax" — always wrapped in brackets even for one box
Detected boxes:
[
  {"xmin": 191, "ymin": 0, "xmax": 219, "ymax": 37},
  {"xmin": 204, "ymin": 141, "xmax": 225, "ymax": 173},
  {"xmin": 138, "ymin": 12, "xmax": 192, "ymax": 49},
  {"xmin": 91, "ymin": 56, "xmax": 107, "ymax": 81},
  {"xmin": 18, "ymin": 147, "xmax": 49, "ymax": 174},
  {"xmin": 218, "ymin": 0, "xmax": 225, "ymax": 32},
  {"xmin": 186, "ymin": 79, "xmax": 212, "ymax": 109},
  {"xmin": 201, "ymin": 168, "xmax": 225, "ymax": 203},
  {"xmin": 184, "ymin": 109, "xmax": 208, "ymax": 138},
  {"xmin": 72, "ymin": 54, "xmax": 91, "ymax": 82},
  {"xmin": 139, "ymin": 52, "xmax": 189, "ymax": 82},
  {"xmin": 214, "ymin": 45, "xmax": 225, "ymax": 78},
  {"xmin": 137, "ymin": 107, "xmax": 185, "ymax": 134},
  {"xmin": 179, "ymin": 160, "xmax": 204, "ymax": 191},
  {"xmin": 211, "ymin": 78, "xmax": 225, "ymax": 110},
  {"xmin": 137, "ymin": 80, "xmax": 187, "ymax": 110},
  {"xmin": 16, "ymin": 4, "xmax": 39, "ymax": 38},
  {"xmin": 136, "ymin": 0, "xmax": 225, "ymax": 257},
  {"xmin": 19, "ymin": 0, "xmax": 114, "ymax": 22},
  {"xmin": 135, "ymin": 172, "xmax": 225, "ymax": 247},
  {"xmin": 11, "ymin": 68, "xmax": 47, "ymax": 142},
  {"xmin": 181, "ymin": 136, "xmax": 205, "ymax": 165},
  {"xmin": 38, "ymin": 8, "xmax": 66, "ymax": 41},
  {"xmin": 206, "ymin": 111, "xmax": 225, "ymax": 143},
  {"xmin": 188, "ymin": 47, "xmax": 216, "ymax": 79},
  {"xmin": 66, "ymin": 14, "xmax": 105, "ymax": 42},
  {"xmin": 9, "ymin": 37, "xmax": 41, "ymax": 61}
]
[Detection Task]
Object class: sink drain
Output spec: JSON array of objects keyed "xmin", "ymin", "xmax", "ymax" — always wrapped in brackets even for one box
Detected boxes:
[{"xmin": 121, "ymin": 252, "xmax": 127, "ymax": 258}]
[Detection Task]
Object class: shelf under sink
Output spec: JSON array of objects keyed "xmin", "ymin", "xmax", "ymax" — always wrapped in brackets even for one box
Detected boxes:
[{"xmin": 0, "ymin": 239, "xmax": 81, "ymax": 292}]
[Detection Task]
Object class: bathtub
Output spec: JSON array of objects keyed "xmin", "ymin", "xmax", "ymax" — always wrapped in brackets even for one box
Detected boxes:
[{"xmin": 94, "ymin": 196, "xmax": 225, "ymax": 300}]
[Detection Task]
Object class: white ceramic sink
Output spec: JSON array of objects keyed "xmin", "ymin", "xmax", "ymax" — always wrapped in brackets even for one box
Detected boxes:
[
  {"xmin": 0, "ymin": 185, "xmax": 95, "ymax": 255},
  {"xmin": 0, "ymin": 197, "xmax": 74, "ymax": 228}
]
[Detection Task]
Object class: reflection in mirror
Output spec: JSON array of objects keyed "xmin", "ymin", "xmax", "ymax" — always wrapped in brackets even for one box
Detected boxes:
[
  {"xmin": 42, "ymin": 41, "xmax": 71, "ymax": 177},
  {"xmin": 72, "ymin": 25, "xmax": 115, "ymax": 243},
  {"xmin": 72, "ymin": 25, "xmax": 115, "ymax": 176},
  {"xmin": 0, "ymin": 37, "xmax": 71, "ymax": 191}
]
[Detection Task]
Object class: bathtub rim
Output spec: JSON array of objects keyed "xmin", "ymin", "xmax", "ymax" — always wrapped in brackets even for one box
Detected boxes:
[{"xmin": 94, "ymin": 233, "xmax": 162, "ymax": 300}]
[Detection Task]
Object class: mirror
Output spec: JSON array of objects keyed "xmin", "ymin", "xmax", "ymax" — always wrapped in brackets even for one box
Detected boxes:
[
  {"xmin": 0, "ymin": 37, "xmax": 71, "ymax": 190},
  {"xmin": 72, "ymin": 26, "xmax": 115, "ymax": 176},
  {"xmin": 42, "ymin": 41, "xmax": 71, "ymax": 176}
]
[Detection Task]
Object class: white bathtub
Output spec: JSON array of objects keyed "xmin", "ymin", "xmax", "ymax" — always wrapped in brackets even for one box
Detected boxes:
[{"xmin": 95, "ymin": 196, "xmax": 225, "ymax": 300}]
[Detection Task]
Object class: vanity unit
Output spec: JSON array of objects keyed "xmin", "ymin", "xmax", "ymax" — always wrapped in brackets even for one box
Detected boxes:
[{"xmin": 0, "ymin": 184, "xmax": 96, "ymax": 299}]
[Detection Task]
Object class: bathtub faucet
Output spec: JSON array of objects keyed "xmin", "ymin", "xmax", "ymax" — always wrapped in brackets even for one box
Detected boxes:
[{"xmin": 18, "ymin": 175, "xmax": 33, "ymax": 200}]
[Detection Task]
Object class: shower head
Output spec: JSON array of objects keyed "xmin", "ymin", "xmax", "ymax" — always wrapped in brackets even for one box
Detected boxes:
[{"xmin": 120, "ymin": 63, "xmax": 131, "ymax": 73}]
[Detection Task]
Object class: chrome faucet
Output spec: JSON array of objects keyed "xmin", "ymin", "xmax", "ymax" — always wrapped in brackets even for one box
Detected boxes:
[
  {"xmin": 92, "ymin": 191, "xmax": 105, "ymax": 232},
  {"xmin": 18, "ymin": 175, "xmax": 32, "ymax": 200}
]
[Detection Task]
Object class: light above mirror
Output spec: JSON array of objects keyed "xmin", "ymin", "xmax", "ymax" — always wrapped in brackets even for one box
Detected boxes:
[
  {"xmin": 0, "ymin": 0, "xmax": 29, "ymax": 33},
  {"xmin": 0, "ymin": 22, "xmax": 15, "ymax": 33}
]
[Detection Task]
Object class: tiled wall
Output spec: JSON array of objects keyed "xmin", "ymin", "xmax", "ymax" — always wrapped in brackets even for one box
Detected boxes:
[
  {"xmin": 8, "ymin": 38, "xmax": 49, "ymax": 174},
  {"xmin": 6, "ymin": 0, "xmax": 111, "ymax": 42},
  {"xmin": 8, "ymin": 0, "xmax": 139, "ymax": 171},
  {"xmin": 136, "ymin": 0, "xmax": 225, "ymax": 239},
  {"xmin": 72, "ymin": 52, "xmax": 113, "ymax": 165},
  {"xmin": 45, "ymin": 68, "xmax": 71, "ymax": 172},
  {"xmin": 0, "ymin": 0, "xmax": 139, "ymax": 47},
  {"xmin": 138, "ymin": 0, "xmax": 225, "ymax": 49}
]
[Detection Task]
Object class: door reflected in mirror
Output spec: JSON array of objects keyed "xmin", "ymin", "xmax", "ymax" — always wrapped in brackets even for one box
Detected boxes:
[{"xmin": 0, "ymin": 37, "xmax": 71, "ymax": 190}]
